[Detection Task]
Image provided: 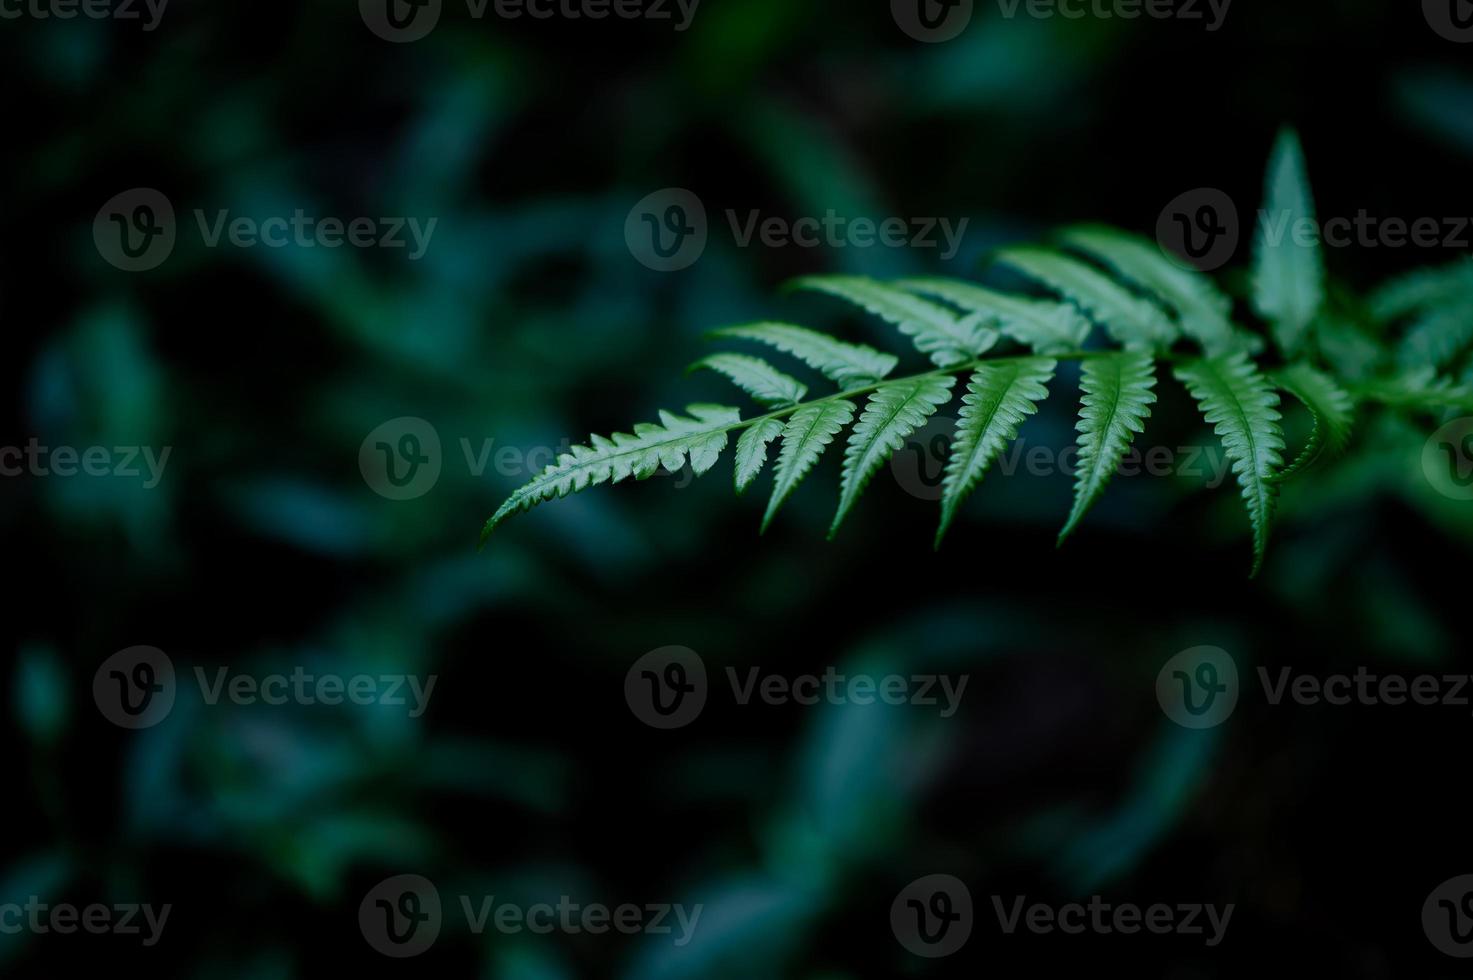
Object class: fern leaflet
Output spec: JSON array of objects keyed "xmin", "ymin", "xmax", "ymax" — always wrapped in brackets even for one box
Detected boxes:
[
  {"xmin": 690, "ymin": 353, "xmax": 808, "ymax": 407},
  {"xmin": 792, "ymin": 276, "xmax": 997, "ymax": 368},
  {"xmin": 710, "ymin": 322, "xmax": 898, "ymax": 390},
  {"xmin": 1058, "ymin": 352, "xmax": 1158, "ymax": 545},
  {"xmin": 1272, "ymin": 363, "xmax": 1355, "ymax": 480},
  {"xmin": 735, "ymin": 418, "xmax": 785, "ymax": 493},
  {"xmin": 480, "ymin": 404, "xmax": 741, "ymax": 543},
  {"xmin": 900, "ymin": 277, "xmax": 1092, "ymax": 354},
  {"xmin": 762, "ymin": 400, "xmax": 857, "ymax": 533},
  {"xmin": 1252, "ymin": 128, "xmax": 1326, "ymax": 357},
  {"xmin": 830, "ymin": 375, "xmax": 957, "ymax": 538},
  {"xmin": 994, "ymin": 245, "xmax": 1178, "ymax": 351},
  {"xmin": 1174, "ymin": 354, "xmax": 1286, "ymax": 576},
  {"xmin": 936, "ymin": 358, "xmax": 1057, "ymax": 548},
  {"xmin": 1061, "ymin": 224, "xmax": 1237, "ymax": 355}
]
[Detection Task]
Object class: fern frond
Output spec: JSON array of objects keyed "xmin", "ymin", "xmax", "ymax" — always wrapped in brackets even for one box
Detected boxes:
[
  {"xmin": 735, "ymin": 418, "xmax": 785, "ymax": 493},
  {"xmin": 830, "ymin": 375, "xmax": 957, "ymax": 538},
  {"xmin": 935, "ymin": 358, "xmax": 1057, "ymax": 548},
  {"xmin": 710, "ymin": 322, "xmax": 899, "ymax": 390},
  {"xmin": 1396, "ymin": 301, "xmax": 1473, "ymax": 371},
  {"xmin": 792, "ymin": 276, "xmax": 998, "ymax": 367},
  {"xmin": 1057, "ymin": 352, "xmax": 1158, "ymax": 545},
  {"xmin": 899, "ymin": 278, "xmax": 1092, "ymax": 354},
  {"xmin": 762, "ymin": 400, "xmax": 857, "ymax": 533},
  {"xmin": 480, "ymin": 404, "xmax": 742, "ymax": 543},
  {"xmin": 1061, "ymin": 225, "xmax": 1237, "ymax": 355},
  {"xmin": 993, "ymin": 245, "xmax": 1177, "ymax": 351},
  {"xmin": 690, "ymin": 353, "xmax": 808, "ymax": 407},
  {"xmin": 1252, "ymin": 128, "xmax": 1325, "ymax": 357},
  {"xmin": 1174, "ymin": 354, "xmax": 1286, "ymax": 576},
  {"xmin": 1354, "ymin": 368, "xmax": 1473, "ymax": 413},
  {"xmin": 1368, "ymin": 258, "xmax": 1473, "ymax": 323},
  {"xmin": 1272, "ymin": 363, "xmax": 1355, "ymax": 480}
]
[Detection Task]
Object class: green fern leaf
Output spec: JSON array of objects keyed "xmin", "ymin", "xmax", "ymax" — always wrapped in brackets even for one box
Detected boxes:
[
  {"xmin": 1061, "ymin": 225, "xmax": 1237, "ymax": 355},
  {"xmin": 1057, "ymin": 352, "xmax": 1158, "ymax": 545},
  {"xmin": 711, "ymin": 322, "xmax": 899, "ymax": 390},
  {"xmin": 936, "ymin": 358, "xmax": 1057, "ymax": 547},
  {"xmin": 900, "ymin": 278, "xmax": 1092, "ymax": 354},
  {"xmin": 1369, "ymin": 258, "xmax": 1473, "ymax": 323},
  {"xmin": 1354, "ymin": 368, "xmax": 1473, "ymax": 413},
  {"xmin": 690, "ymin": 353, "xmax": 808, "ymax": 406},
  {"xmin": 1272, "ymin": 363, "xmax": 1355, "ymax": 480},
  {"xmin": 762, "ymin": 400, "xmax": 857, "ymax": 533},
  {"xmin": 830, "ymin": 375, "xmax": 957, "ymax": 538},
  {"xmin": 994, "ymin": 245, "xmax": 1177, "ymax": 351},
  {"xmin": 735, "ymin": 418, "xmax": 785, "ymax": 493},
  {"xmin": 1397, "ymin": 301, "xmax": 1473, "ymax": 371},
  {"xmin": 792, "ymin": 276, "xmax": 998, "ymax": 367},
  {"xmin": 1174, "ymin": 354, "xmax": 1286, "ymax": 576},
  {"xmin": 1252, "ymin": 128, "xmax": 1326, "ymax": 357},
  {"xmin": 481, "ymin": 404, "xmax": 741, "ymax": 543}
]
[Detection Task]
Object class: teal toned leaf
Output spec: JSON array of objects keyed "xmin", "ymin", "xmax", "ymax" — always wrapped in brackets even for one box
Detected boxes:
[
  {"xmin": 830, "ymin": 375, "xmax": 957, "ymax": 537},
  {"xmin": 994, "ymin": 245, "xmax": 1177, "ymax": 351},
  {"xmin": 711, "ymin": 322, "xmax": 898, "ymax": 390},
  {"xmin": 1397, "ymin": 301, "xmax": 1473, "ymax": 371},
  {"xmin": 762, "ymin": 400, "xmax": 857, "ymax": 533},
  {"xmin": 1272, "ymin": 363, "xmax": 1355, "ymax": 480},
  {"xmin": 1354, "ymin": 368, "xmax": 1473, "ymax": 413},
  {"xmin": 690, "ymin": 353, "xmax": 808, "ymax": 407},
  {"xmin": 792, "ymin": 276, "xmax": 998, "ymax": 367},
  {"xmin": 482, "ymin": 404, "xmax": 741, "ymax": 542},
  {"xmin": 1368, "ymin": 258, "xmax": 1473, "ymax": 323},
  {"xmin": 734, "ymin": 418, "xmax": 785, "ymax": 494},
  {"xmin": 1252, "ymin": 128, "xmax": 1326, "ymax": 357},
  {"xmin": 1062, "ymin": 225, "xmax": 1237, "ymax": 355},
  {"xmin": 936, "ymin": 358, "xmax": 1057, "ymax": 547},
  {"xmin": 901, "ymin": 277, "xmax": 1092, "ymax": 354},
  {"xmin": 1174, "ymin": 354, "xmax": 1286, "ymax": 576},
  {"xmin": 1058, "ymin": 352, "xmax": 1158, "ymax": 545}
]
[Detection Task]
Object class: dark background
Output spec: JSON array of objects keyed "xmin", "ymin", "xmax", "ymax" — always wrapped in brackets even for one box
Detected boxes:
[{"xmin": 3, "ymin": 0, "xmax": 1473, "ymax": 975}]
